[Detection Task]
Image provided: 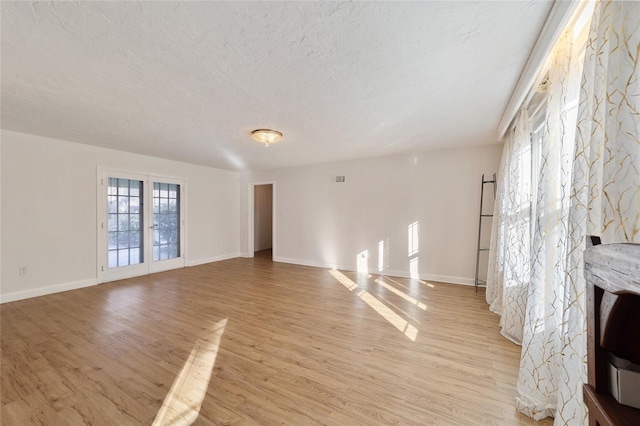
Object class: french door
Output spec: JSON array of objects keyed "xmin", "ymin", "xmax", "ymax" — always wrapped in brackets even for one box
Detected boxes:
[{"xmin": 98, "ymin": 170, "xmax": 185, "ymax": 282}]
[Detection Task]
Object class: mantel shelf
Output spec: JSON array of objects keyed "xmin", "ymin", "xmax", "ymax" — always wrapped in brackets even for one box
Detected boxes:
[
  {"xmin": 583, "ymin": 384, "xmax": 640, "ymax": 425},
  {"xmin": 584, "ymin": 241, "xmax": 640, "ymax": 426}
]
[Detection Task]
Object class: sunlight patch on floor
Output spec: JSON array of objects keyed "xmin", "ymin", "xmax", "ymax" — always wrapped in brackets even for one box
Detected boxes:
[
  {"xmin": 329, "ymin": 269, "xmax": 358, "ymax": 291},
  {"xmin": 375, "ymin": 279, "xmax": 427, "ymax": 310},
  {"xmin": 329, "ymin": 269, "xmax": 418, "ymax": 341},
  {"xmin": 153, "ymin": 318, "xmax": 228, "ymax": 426},
  {"xmin": 357, "ymin": 290, "xmax": 418, "ymax": 341}
]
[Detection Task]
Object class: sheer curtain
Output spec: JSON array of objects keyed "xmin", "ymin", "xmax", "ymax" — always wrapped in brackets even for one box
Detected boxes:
[
  {"xmin": 488, "ymin": 0, "xmax": 640, "ymax": 424},
  {"xmin": 516, "ymin": 26, "xmax": 584, "ymax": 420},
  {"xmin": 556, "ymin": 2, "xmax": 640, "ymax": 424},
  {"xmin": 486, "ymin": 108, "xmax": 531, "ymax": 345}
]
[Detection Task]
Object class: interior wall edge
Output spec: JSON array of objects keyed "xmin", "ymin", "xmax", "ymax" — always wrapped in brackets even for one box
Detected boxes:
[
  {"xmin": 274, "ymin": 256, "xmax": 475, "ymax": 286},
  {"xmin": 185, "ymin": 253, "xmax": 243, "ymax": 267},
  {"xmin": 0, "ymin": 278, "xmax": 98, "ymax": 304}
]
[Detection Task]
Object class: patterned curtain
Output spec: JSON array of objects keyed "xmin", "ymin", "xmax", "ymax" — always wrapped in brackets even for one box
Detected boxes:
[
  {"xmin": 555, "ymin": 2, "xmax": 640, "ymax": 424},
  {"xmin": 486, "ymin": 108, "xmax": 531, "ymax": 344},
  {"xmin": 489, "ymin": 1, "xmax": 639, "ymax": 423},
  {"xmin": 516, "ymin": 26, "xmax": 584, "ymax": 420}
]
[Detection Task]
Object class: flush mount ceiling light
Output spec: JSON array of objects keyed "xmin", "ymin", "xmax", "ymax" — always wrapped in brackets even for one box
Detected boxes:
[{"xmin": 251, "ymin": 129, "xmax": 282, "ymax": 147}]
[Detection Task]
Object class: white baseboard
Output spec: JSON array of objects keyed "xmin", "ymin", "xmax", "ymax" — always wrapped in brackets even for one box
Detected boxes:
[
  {"xmin": 273, "ymin": 257, "xmax": 474, "ymax": 286},
  {"xmin": 427, "ymin": 274, "xmax": 474, "ymax": 286},
  {"xmin": 186, "ymin": 253, "xmax": 241, "ymax": 267},
  {"xmin": 0, "ymin": 278, "xmax": 99, "ymax": 304},
  {"xmin": 274, "ymin": 256, "xmax": 352, "ymax": 271},
  {"xmin": 1, "ymin": 254, "xmax": 241, "ymax": 303},
  {"xmin": 0, "ymin": 256, "xmax": 473, "ymax": 304},
  {"xmin": 382, "ymin": 269, "xmax": 474, "ymax": 286}
]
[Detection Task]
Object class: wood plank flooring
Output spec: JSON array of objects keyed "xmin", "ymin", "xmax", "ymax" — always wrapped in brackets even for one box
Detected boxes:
[{"xmin": 1, "ymin": 253, "xmax": 552, "ymax": 425}]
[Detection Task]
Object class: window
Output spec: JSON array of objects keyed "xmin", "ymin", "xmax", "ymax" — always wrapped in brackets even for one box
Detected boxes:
[
  {"xmin": 108, "ymin": 178, "xmax": 144, "ymax": 268},
  {"xmin": 99, "ymin": 170, "xmax": 185, "ymax": 282},
  {"xmin": 152, "ymin": 182, "xmax": 180, "ymax": 261}
]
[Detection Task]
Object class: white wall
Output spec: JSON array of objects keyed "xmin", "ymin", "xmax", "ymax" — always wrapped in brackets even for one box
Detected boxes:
[
  {"xmin": 254, "ymin": 184, "xmax": 273, "ymax": 252},
  {"xmin": 1, "ymin": 130, "xmax": 501, "ymax": 302},
  {"xmin": 0, "ymin": 130, "xmax": 240, "ymax": 302},
  {"xmin": 240, "ymin": 145, "xmax": 502, "ymax": 285}
]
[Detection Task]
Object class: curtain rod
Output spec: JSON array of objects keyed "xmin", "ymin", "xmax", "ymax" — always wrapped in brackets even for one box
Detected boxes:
[{"xmin": 496, "ymin": 0, "xmax": 580, "ymax": 140}]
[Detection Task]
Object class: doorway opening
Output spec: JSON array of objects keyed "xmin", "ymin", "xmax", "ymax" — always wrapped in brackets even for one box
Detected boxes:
[{"xmin": 251, "ymin": 183, "xmax": 274, "ymax": 260}]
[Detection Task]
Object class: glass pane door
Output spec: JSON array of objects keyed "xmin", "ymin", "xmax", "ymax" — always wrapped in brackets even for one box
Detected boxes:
[
  {"xmin": 101, "ymin": 172, "xmax": 148, "ymax": 282},
  {"xmin": 148, "ymin": 178, "xmax": 184, "ymax": 274},
  {"xmin": 99, "ymin": 170, "xmax": 185, "ymax": 282},
  {"xmin": 152, "ymin": 182, "xmax": 180, "ymax": 261},
  {"xmin": 108, "ymin": 178, "xmax": 144, "ymax": 268}
]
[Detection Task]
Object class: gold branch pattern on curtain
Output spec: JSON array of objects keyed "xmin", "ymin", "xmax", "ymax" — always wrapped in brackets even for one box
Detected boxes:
[
  {"xmin": 516, "ymin": 26, "xmax": 583, "ymax": 421},
  {"xmin": 556, "ymin": 2, "xmax": 640, "ymax": 424},
  {"xmin": 486, "ymin": 109, "xmax": 531, "ymax": 345},
  {"xmin": 487, "ymin": 1, "xmax": 639, "ymax": 424}
]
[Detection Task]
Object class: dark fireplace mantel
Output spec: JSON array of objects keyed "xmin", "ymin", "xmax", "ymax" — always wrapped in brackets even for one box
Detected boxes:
[{"xmin": 583, "ymin": 240, "xmax": 640, "ymax": 426}]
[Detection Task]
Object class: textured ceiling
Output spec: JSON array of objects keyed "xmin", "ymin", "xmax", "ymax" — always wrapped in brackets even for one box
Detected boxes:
[{"xmin": 1, "ymin": 1, "xmax": 553, "ymax": 171}]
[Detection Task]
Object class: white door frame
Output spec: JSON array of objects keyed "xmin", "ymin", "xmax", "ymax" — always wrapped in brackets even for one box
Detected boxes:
[
  {"xmin": 247, "ymin": 181, "xmax": 276, "ymax": 258},
  {"xmin": 147, "ymin": 174, "xmax": 186, "ymax": 274},
  {"xmin": 97, "ymin": 167, "xmax": 186, "ymax": 283},
  {"xmin": 97, "ymin": 169, "xmax": 147, "ymax": 283}
]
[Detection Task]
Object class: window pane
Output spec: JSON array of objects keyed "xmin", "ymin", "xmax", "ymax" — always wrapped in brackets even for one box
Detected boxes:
[
  {"xmin": 108, "ymin": 232, "xmax": 118, "ymax": 250},
  {"xmin": 118, "ymin": 179, "xmax": 129, "ymax": 196},
  {"xmin": 160, "ymin": 228, "xmax": 169, "ymax": 244},
  {"xmin": 108, "ymin": 196, "xmax": 118, "ymax": 213},
  {"xmin": 153, "ymin": 245, "xmax": 159, "ymax": 261},
  {"xmin": 160, "ymin": 198, "xmax": 168, "ymax": 213},
  {"xmin": 130, "ymin": 231, "xmax": 140, "ymax": 248},
  {"xmin": 118, "ymin": 249, "xmax": 129, "ymax": 266},
  {"xmin": 168, "ymin": 214, "xmax": 177, "ymax": 228},
  {"xmin": 130, "ymin": 197, "xmax": 140, "ymax": 213},
  {"xmin": 168, "ymin": 184, "xmax": 177, "ymax": 199},
  {"xmin": 118, "ymin": 196, "xmax": 130, "ymax": 214},
  {"xmin": 108, "ymin": 178, "xmax": 118, "ymax": 195},
  {"xmin": 118, "ymin": 214, "xmax": 129, "ymax": 231},
  {"xmin": 134, "ymin": 246, "xmax": 143, "ymax": 264},
  {"xmin": 160, "ymin": 183, "xmax": 168, "ymax": 198},
  {"xmin": 118, "ymin": 232, "xmax": 129, "ymax": 249},
  {"xmin": 130, "ymin": 180, "xmax": 140, "ymax": 197},
  {"xmin": 129, "ymin": 214, "xmax": 140, "ymax": 230},
  {"xmin": 108, "ymin": 214, "xmax": 118, "ymax": 232},
  {"xmin": 130, "ymin": 248, "xmax": 140, "ymax": 264},
  {"xmin": 108, "ymin": 250, "xmax": 118, "ymax": 268}
]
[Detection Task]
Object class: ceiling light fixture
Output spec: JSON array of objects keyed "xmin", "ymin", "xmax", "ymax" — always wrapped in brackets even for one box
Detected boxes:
[{"xmin": 251, "ymin": 129, "xmax": 282, "ymax": 147}]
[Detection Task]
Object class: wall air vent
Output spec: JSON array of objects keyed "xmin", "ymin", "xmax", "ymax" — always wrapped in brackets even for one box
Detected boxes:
[{"xmin": 335, "ymin": 175, "xmax": 346, "ymax": 183}]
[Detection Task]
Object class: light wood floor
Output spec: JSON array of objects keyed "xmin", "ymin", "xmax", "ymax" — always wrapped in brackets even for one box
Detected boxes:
[{"xmin": 1, "ymin": 253, "xmax": 552, "ymax": 425}]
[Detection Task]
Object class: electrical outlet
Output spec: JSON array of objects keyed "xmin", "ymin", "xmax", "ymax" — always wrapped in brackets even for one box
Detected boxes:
[{"xmin": 18, "ymin": 267, "xmax": 28, "ymax": 276}]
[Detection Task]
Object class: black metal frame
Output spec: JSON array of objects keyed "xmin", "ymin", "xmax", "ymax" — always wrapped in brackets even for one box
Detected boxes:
[{"xmin": 474, "ymin": 173, "xmax": 496, "ymax": 292}]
